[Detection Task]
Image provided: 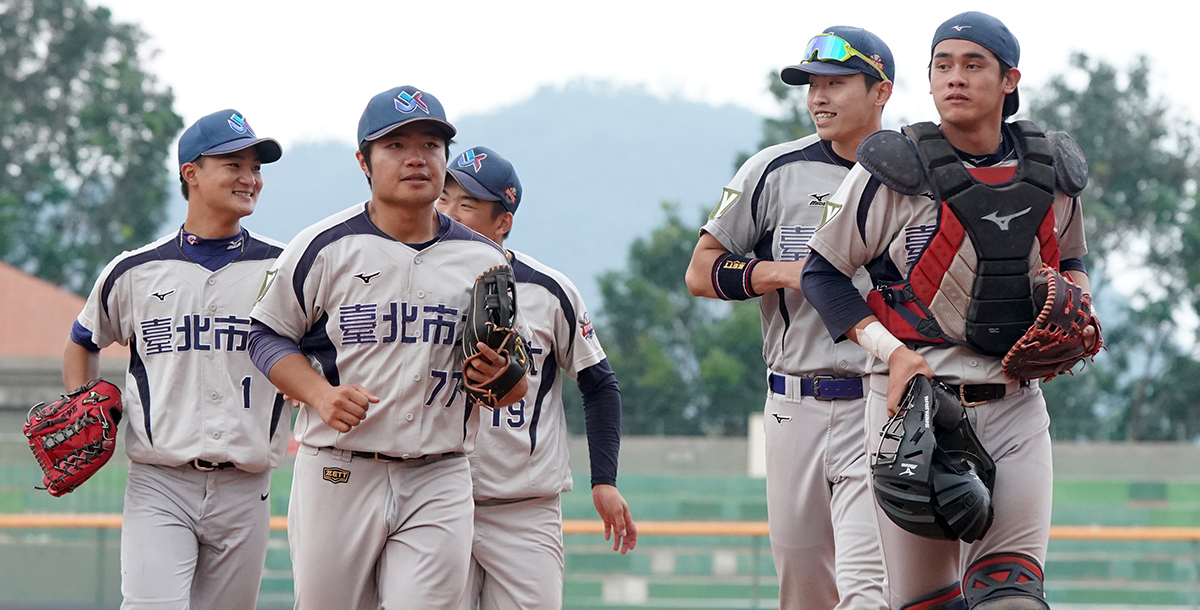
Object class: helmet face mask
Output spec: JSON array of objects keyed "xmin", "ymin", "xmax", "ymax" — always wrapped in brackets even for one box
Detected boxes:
[{"xmin": 873, "ymin": 376, "xmax": 995, "ymax": 542}]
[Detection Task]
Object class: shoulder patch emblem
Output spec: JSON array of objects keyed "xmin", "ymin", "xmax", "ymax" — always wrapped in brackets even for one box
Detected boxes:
[
  {"xmin": 709, "ymin": 188, "xmax": 741, "ymax": 220},
  {"xmin": 255, "ymin": 269, "xmax": 278, "ymax": 303},
  {"xmin": 322, "ymin": 467, "xmax": 351, "ymax": 484},
  {"xmin": 580, "ymin": 313, "xmax": 596, "ymax": 340}
]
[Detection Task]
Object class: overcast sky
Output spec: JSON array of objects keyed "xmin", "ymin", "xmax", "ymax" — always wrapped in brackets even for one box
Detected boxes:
[{"xmin": 100, "ymin": 0, "xmax": 1199, "ymax": 147}]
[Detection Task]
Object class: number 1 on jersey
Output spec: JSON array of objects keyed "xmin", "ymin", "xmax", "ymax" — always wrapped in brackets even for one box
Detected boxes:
[{"xmin": 242, "ymin": 376, "xmax": 252, "ymax": 410}]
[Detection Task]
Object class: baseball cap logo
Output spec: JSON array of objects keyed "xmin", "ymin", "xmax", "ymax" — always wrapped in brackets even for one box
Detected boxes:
[
  {"xmin": 395, "ymin": 90, "xmax": 429, "ymax": 114},
  {"xmin": 504, "ymin": 186, "xmax": 518, "ymax": 205},
  {"xmin": 227, "ymin": 113, "xmax": 255, "ymax": 136},
  {"xmin": 458, "ymin": 149, "xmax": 487, "ymax": 173},
  {"xmin": 952, "ymin": 25, "xmax": 971, "ymax": 31}
]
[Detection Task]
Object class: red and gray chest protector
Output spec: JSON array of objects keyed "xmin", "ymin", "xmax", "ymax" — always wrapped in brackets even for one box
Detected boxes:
[{"xmin": 856, "ymin": 120, "xmax": 1087, "ymax": 357}]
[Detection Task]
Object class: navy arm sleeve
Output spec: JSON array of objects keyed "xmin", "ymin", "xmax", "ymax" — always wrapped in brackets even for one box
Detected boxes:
[
  {"xmin": 70, "ymin": 321, "xmax": 101, "ymax": 353},
  {"xmin": 800, "ymin": 252, "xmax": 874, "ymax": 343},
  {"xmin": 248, "ymin": 320, "xmax": 303, "ymax": 378},
  {"xmin": 1060, "ymin": 257, "xmax": 1086, "ymax": 275},
  {"xmin": 578, "ymin": 358, "xmax": 621, "ymax": 488}
]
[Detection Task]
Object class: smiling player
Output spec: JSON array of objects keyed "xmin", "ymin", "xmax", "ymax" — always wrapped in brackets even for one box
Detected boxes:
[
  {"xmin": 684, "ymin": 26, "xmax": 893, "ymax": 610},
  {"xmin": 64, "ymin": 109, "xmax": 287, "ymax": 610}
]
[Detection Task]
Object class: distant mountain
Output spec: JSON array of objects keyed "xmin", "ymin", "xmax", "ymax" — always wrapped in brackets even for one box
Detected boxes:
[{"xmin": 163, "ymin": 82, "xmax": 762, "ymax": 305}]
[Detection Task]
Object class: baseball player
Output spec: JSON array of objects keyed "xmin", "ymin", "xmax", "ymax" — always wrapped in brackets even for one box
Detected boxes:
[
  {"xmin": 801, "ymin": 12, "xmax": 1095, "ymax": 610},
  {"xmin": 62, "ymin": 109, "xmax": 287, "ymax": 610},
  {"xmin": 247, "ymin": 86, "xmax": 528, "ymax": 610},
  {"xmin": 683, "ymin": 26, "xmax": 892, "ymax": 610},
  {"xmin": 436, "ymin": 146, "xmax": 636, "ymax": 610}
]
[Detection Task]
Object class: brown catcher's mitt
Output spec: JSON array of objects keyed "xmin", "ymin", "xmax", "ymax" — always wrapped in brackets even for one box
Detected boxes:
[
  {"xmin": 25, "ymin": 379, "xmax": 123, "ymax": 497},
  {"xmin": 460, "ymin": 265, "xmax": 530, "ymax": 409},
  {"xmin": 1002, "ymin": 266, "xmax": 1103, "ymax": 381}
]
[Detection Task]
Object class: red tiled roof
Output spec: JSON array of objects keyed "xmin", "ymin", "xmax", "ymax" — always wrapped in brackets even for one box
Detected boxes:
[{"xmin": 0, "ymin": 261, "xmax": 127, "ymax": 361}]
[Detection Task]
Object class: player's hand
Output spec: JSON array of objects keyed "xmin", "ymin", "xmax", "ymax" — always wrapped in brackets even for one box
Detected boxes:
[
  {"xmin": 593, "ymin": 484, "xmax": 637, "ymax": 554},
  {"xmin": 312, "ymin": 384, "xmax": 379, "ymax": 433},
  {"xmin": 464, "ymin": 342, "xmax": 510, "ymax": 383},
  {"xmin": 885, "ymin": 347, "xmax": 934, "ymax": 417},
  {"xmin": 1082, "ymin": 324, "xmax": 1098, "ymax": 352},
  {"xmin": 282, "ymin": 394, "xmax": 303, "ymax": 409}
]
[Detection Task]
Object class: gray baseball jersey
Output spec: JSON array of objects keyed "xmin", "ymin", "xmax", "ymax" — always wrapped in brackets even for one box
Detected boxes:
[
  {"xmin": 468, "ymin": 250, "xmax": 606, "ymax": 501},
  {"xmin": 76, "ymin": 229, "xmax": 290, "ymax": 471},
  {"xmin": 702, "ymin": 135, "xmax": 886, "ymax": 610},
  {"xmin": 250, "ymin": 203, "xmax": 509, "ymax": 456},
  {"xmin": 75, "ymin": 228, "xmax": 287, "ymax": 610},
  {"xmin": 702, "ymin": 134, "xmax": 873, "ymax": 378}
]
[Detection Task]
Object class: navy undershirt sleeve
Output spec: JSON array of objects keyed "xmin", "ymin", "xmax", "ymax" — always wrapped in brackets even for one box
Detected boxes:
[
  {"xmin": 800, "ymin": 252, "xmax": 874, "ymax": 342},
  {"xmin": 70, "ymin": 321, "xmax": 101, "ymax": 353},
  {"xmin": 248, "ymin": 320, "xmax": 303, "ymax": 378},
  {"xmin": 577, "ymin": 358, "xmax": 621, "ymax": 488},
  {"xmin": 1059, "ymin": 257, "xmax": 1086, "ymax": 275}
]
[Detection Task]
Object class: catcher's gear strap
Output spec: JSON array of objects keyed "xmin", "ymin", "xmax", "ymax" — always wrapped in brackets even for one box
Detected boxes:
[
  {"xmin": 963, "ymin": 554, "xmax": 1050, "ymax": 610},
  {"xmin": 711, "ymin": 252, "xmax": 762, "ymax": 301},
  {"xmin": 900, "ymin": 583, "xmax": 967, "ymax": 610}
]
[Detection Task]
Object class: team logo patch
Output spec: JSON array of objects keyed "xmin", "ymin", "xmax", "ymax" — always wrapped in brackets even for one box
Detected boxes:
[
  {"xmin": 457, "ymin": 149, "xmax": 487, "ymax": 172},
  {"xmin": 709, "ymin": 188, "xmax": 740, "ymax": 220},
  {"xmin": 395, "ymin": 90, "xmax": 429, "ymax": 114},
  {"xmin": 504, "ymin": 186, "xmax": 518, "ymax": 206},
  {"xmin": 580, "ymin": 314, "xmax": 596, "ymax": 340},
  {"xmin": 227, "ymin": 113, "xmax": 254, "ymax": 136},
  {"xmin": 186, "ymin": 234, "xmax": 199, "ymax": 245},
  {"xmin": 255, "ymin": 269, "xmax": 278, "ymax": 303},
  {"xmin": 322, "ymin": 467, "xmax": 351, "ymax": 484}
]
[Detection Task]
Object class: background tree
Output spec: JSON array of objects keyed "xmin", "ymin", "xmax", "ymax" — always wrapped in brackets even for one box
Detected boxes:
[
  {"xmin": 1031, "ymin": 53, "xmax": 1200, "ymax": 441},
  {"xmin": 0, "ymin": 0, "xmax": 182, "ymax": 293}
]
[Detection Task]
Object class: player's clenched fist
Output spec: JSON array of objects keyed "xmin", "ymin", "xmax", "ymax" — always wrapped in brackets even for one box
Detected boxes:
[{"xmin": 312, "ymin": 384, "xmax": 379, "ymax": 433}]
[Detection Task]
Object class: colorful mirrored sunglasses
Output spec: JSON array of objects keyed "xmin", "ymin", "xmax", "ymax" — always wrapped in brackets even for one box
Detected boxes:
[{"xmin": 801, "ymin": 33, "xmax": 890, "ymax": 83}]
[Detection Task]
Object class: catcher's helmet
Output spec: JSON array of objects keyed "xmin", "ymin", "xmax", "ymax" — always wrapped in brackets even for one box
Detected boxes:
[{"xmin": 873, "ymin": 376, "xmax": 995, "ymax": 543}]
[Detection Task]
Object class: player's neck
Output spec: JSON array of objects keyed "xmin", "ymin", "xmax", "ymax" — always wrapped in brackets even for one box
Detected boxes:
[
  {"xmin": 182, "ymin": 205, "xmax": 242, "ymax": 240},
  {"xmin": 939, "ymin": 119, "xmax": 1003, "ymax": 157},
  {"xmin": 368, "ymin": 199, "xmax": 440, "ymax": 243}
]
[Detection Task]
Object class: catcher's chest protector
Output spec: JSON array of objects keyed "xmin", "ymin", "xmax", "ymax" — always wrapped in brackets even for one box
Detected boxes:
[{"xmin": 868, "ymin": 121, "xmax": 1061, "ymax": 356}]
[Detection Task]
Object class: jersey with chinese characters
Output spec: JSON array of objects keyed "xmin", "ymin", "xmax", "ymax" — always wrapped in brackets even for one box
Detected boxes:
[
  {"xmin": 468, "ymin": 251, "xmax": 606, "ymax": 501},
  {"xmin": 75, "ymin": 230, "xmax": 289, "ymax": 472},
  {"xmin": 250, "ymin": 204, "xmax": 509, "ymax": 456},
  {"xmin": 701, "ymin": 135, "xmax": 873, "ymax": 378},
  {"xmin": 808, "ymin": 154, "xmax": 1088, "ymax": 384}
]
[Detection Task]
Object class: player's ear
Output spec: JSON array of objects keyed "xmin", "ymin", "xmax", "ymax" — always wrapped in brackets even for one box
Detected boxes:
[
  {"xmin": 874, "ymin": 79, "xmax": 893, "ymax": 108},
  {"xmin": 496, "ymin": 212, "xmax": 514, "ymax": 237},
  {"xmin": 355, "ymin": 150, "xmax": 370, "ymax": 178},
  {"xmin": 1002, "ymin": 66, "xmax": 1021, "ymax": 94},
  {"xmin": 180, "ymin": 162, "xmax": 199, "ymax": 185}
]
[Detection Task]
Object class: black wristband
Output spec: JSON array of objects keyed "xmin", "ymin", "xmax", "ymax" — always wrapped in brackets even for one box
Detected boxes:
[{"xmin": 712, "ymin": 253, "xmax": 762, "ymax": 301}]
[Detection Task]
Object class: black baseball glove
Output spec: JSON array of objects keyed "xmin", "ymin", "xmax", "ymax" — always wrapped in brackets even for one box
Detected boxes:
[{"xmin": 459, "ymin": 265, "xmax": 530, "ymax": 409}]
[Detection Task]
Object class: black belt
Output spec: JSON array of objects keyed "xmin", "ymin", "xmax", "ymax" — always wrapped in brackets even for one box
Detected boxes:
[
  {"xmin": 769, "ymin": 373, "xmax": 864, "ymax": 400},
  {"xmin": 190, "ymin": 459, "xmax": 236, "ymax": 471},
  {"xmin": 349, "ymin": 451, "xmax": 464, "ymax": 463},
  {"xmin": 940, "ymin": 380, "xmax": 1030, "ymax": 406}
]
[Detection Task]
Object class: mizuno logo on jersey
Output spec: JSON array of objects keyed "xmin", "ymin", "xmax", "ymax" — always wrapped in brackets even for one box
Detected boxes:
[
  {"xmin": 982, "ymin": 208, "xmax": 1032, "ymax": 231},
  {"xmin": 322, "ymin": 467, "xmax": 350, "ymax": 484},
  {"xmin": 709, "ymin": 188, "xmax": 741, "ymax": 220},
  {"xmin": 354, "ymin": 271, "xmax": 381, "ymax": 284},
  {"xmin": 808, "ymin": 192, "xmax": 831, "ymax": 206},
  {"xmin": 395, "ymin": 90, "xmax": 429, "ymax": 114},
  {"xmin": 151, "ymin": 289, "xmax": 176, "ymax": 301},
  {"xmin": 772, "ymin": 413, "xmax": 791, "ymax": 424}
]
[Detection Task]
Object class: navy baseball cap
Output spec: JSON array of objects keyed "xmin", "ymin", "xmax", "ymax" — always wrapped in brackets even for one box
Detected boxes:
[
  {"xmin": 177, "ymin": 109, "xmax": 282, "ymax": 169},
  {"xmin": 357, "ymin": 86, "xmax": 456, "ymax": 147},
  {"xmin": 781, "ymin": 26, "xmax": 894, "ymax": 86},
  {"xmin": 932, "ymin": 11, "xmax": 1021, "ymax": 117},
  {"xmin": 446, "ymin": 147, "xmax": 522, "ymax": 213}
]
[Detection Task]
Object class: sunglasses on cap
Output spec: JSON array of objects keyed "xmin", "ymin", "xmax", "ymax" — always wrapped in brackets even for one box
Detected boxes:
[{"xmin": 801, "ymin": 33, "xmax": 890, "ymax": 83}]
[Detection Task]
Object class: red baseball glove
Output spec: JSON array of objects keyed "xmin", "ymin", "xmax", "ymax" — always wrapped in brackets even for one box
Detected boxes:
[
  {"xmin": 1002, "ymin": 266, "xmax": 1103, "ymax": 381},
  {"xmin": 25, "ymin": 379, "xmax": 123, "ymax": 496}
]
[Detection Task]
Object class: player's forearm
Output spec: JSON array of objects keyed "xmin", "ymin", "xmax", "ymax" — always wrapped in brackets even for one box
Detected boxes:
[
  {"xmin": 685, "ymin": 233, "xmax": 727, "ymax": 299},
  {"xmin": 265, "ymin": 353, "xmax": 334, "ymax": 406},
  {"xmin": 800, "ymin": 251, "xmax": 874, "ymax": 341},
  {"xmin": 62, "ymin": 340, "xmax": 99, "ymax": 390},
  {"xmin": 579, "ymin": 360, "xmax": 621, "ymax": 487},
  {"xmin": 1064, "ymin": 270, "xmax": 1090, "ymax": 293}
]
